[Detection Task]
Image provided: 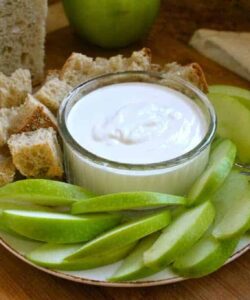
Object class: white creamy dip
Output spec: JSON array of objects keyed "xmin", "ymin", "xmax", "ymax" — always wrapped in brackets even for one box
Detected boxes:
[{"xmin": 67, "ymin": 82, "xmax": 207, "ymax": 164}]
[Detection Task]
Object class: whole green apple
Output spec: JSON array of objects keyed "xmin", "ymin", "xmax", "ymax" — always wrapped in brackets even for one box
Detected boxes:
[{"xmin": 62, "ymin": 0, "xmax": 161, "ymax": 48}]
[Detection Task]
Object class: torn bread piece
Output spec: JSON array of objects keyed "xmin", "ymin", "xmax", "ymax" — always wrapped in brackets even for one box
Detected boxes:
[
  {"xmin": 60, "ymin": 48, "xmax": 152, "ymax": 87},
  {"xmin": 160, "ymin": 62, "xmax": 208, "ymax": 93},
  {"xmin": 35, "ymin": 78, "xmax": 72, "ymax": 113},
  {"xmin": 0, "ymin": 107, "xmax": 21, "ymax": 147},
  {"xmin": 12, "ymin": 94, "xmax": 58, "ymax": 134},
  {"xmin": 0, "ymin": 69, "xmax": 32, "ymax": 108},
  {"xmin": 0, "ymin": 147, "xmax": 15, "ymax": 186},
  {"xmin": 8, "ymin": 128, "xmax": 63, "ymax": 179},
  {"xmin": 0, "ymin": 94, "xmax": 57, "ymax": 147}
]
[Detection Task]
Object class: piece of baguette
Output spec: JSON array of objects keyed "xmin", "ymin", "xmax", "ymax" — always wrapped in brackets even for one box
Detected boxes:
[
  {"xmin": 0, "ymin": 147, "xmax": 15, "ymax": 186},
  {"xmin": 0, "ymin": 1, "xmax": 47, "ymax": 84},
  {"xmin": 8, "ymin": 128, "xmax": 63, "ymax": 179},
  {"xmin": 34, "ymin": 78, "xmax": 72, "ymax": 113},
  {"xmin": 160, "ymin": 62, "xmax": 208, "ymax": 93},
  {"xmin": 60, "ymin": 48, "xmax": 152, "ymax": 87},
  {"xmin": 11, "ymin": 94, "xmax": 58, "ymax": 134},
  {"xmin": 0, "ymin": 69, "xmax": 32, "ymax": 108}
]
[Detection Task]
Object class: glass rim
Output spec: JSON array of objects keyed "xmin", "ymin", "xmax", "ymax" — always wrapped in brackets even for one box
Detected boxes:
[{"xmin": 58, "ymin": 71, "xmax": 217, "ymax": 171}]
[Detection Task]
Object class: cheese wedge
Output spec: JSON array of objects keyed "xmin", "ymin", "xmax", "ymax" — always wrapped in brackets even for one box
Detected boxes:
[{"xmin": 190, "ymin": 29, "xmax": 250, "ymax": 81}]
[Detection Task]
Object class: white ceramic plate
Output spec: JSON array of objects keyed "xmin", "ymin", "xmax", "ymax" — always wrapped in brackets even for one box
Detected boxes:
[{"xmin": 0, "ymin": 230, "xmax": 249, "ymax": 287}]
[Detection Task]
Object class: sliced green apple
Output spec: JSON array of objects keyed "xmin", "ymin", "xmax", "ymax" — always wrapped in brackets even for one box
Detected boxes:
[
  {"xmin": 208, "ymin": 93, "xmax": 250, "ymax": 164},
  {"xmin": 65, "ymin": 209, "xmax": 171, "ymax": 260},
  {"xmin": 213, "ymin": 188, "xmax": 250, "ymax": 240},
  {"xmin": 173, "ymin": 236, "xmax": 238, "ymax": 278},
  {"xmin": 188, "ymin": 139, "xmax": 236, "ymax": 205},
  {"xmin": 2, "ymin": 210, "xmax": 121, "ymax": 243},
  {"xmin": 209, "ymin": 85, "xmax": 250, "ymax": 110},
  {"xmin": 143, "ymin": 201, "xmax": 215, "ymax": 270},
  {"xmin": 71, "ymin": 192, "xmax": 186, "ymax": 214},
  {"xmin": 27, "ymin": 242, "xmax": 136, "ymax": 270},
  {"xmin": 108, "ymin": 233, "xmax": 160, "ymax": 282},
  {"xmin": 0, "ymin": 201, "xmax": 56, "ymax": 232},
  {"xmin": 212, "ymin": 171, "xmax": 249, "ymax": 223},
  {"xmin": 0, "ymin": 179, "xmax": 94, "ymax": 206}
]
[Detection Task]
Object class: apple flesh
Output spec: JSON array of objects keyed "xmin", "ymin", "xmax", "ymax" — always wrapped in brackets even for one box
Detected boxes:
[
  {"xmin": 71, "ymin": 192, "xmax": 186, "ymax": 214},
  {"xmin": 213, "ymin": 189, "xmax": 250, "ymax": 240},
  {"xmin": 208, "ymin": 93, "xmax": 250, "ymax": 164},
  {"xmin": 173, "ymin": 236, "xmax": 238, "ymax": 278},
  {"xmin": 62, "ymin": 0, "xmax": 160, "ymax": 48},
  {"xmin": 211, "ymin": 171, "xmax": 248, "ymax": 223},
  {"xmin": 143, "ymin": 201, "xmax": 215, "ymax": 270},
  {"xmin": 109, "ymin": 233, "xmax": 160, "ymax": 282},
  {"xmin": 65, "ymin": 209, "xmax": 171, "ymax": 260},
  {"xmin": 2, "ymin": 210, "xmax": 121, "ymax": 243},
  {"xmin": 0, "ymin": 179, "xmax": 94, "ymax": 206},
  {"xmin": 188, "ymin": 139, "xmax": 236, "ymax": 206},
  {"xmin": 209, "ymin": 85, "xmax": 250, "ymax": 110},
  {"xmin": 27, "ymin": 242, "xmax": 136, "ymax": 271}
]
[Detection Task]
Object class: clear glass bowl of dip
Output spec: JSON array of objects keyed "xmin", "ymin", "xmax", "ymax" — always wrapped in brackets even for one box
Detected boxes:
[{"xmin": 58, "ymin": 72, "xmax": 216, "ymax": 195}]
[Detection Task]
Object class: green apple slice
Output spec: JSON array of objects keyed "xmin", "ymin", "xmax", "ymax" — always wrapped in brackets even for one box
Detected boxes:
[
  {"xmin": 212, "ymin": 189, "xmax": 250, "ymax": 240},
  {"xmin": 27, "ymin": 242, "xmax": 136, "ymax": 270},
  {"xmin": 65, "ymin": 209, "xmax": 171, "ymax": 260},
  {"xmin": 2, "ymin": 210, "xmax": 121, "ymax": 243},
  {"xmin": 0, "ymin": 201, "xmax": 56, "ymax": 216},
  {"xmin": 108, "ymin": 233, "xmax": 160, "ymax": 282},
  {"xmin": 209, "ymin": 85, "xmax": 250, "ymax": 110},
  {"xmin": 0, "ymin": 201, "xmax": 56, "ymax": 232},
  {"xmin": 71, "ymin": 192, "xmax": 186, "ymax": 214},
  {"xmin": 143, "ymin": 201, "xmax": 215, "ymax": 270},
  {"xmin": 208, "ymin": 93, "xmax": 250, "ymax": 163},
  {"xmin": 212, "ymin": 171, "xmax": 249, "ymax": 223},
  {"xmin": 188, "ymin": 139, "xmax": 236, "ymax": 205},
  {"xmin": 173, "ymin": 236, "xmax": 238, "ymax": 278},
  {"xmin": 0, "ymin": 179, "xmax": 94, "ymax": 206}
]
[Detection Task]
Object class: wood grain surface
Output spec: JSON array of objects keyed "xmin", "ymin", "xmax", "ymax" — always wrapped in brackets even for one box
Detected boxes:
[{"xmin": 1, "ymin": 1, "xmax": 250, "ymax": 299}]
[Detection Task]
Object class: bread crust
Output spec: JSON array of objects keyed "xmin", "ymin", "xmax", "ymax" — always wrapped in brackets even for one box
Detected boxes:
[
  {"xmin": 0, "ymin": 147, "xmax": 15, "ymax": 186},
  {"xmin": 8, "ymin": 128, "xmax": 63, "ymax": 179}
]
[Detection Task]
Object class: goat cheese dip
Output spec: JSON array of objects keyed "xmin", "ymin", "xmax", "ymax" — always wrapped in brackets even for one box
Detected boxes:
[{"xmin": 67, "ymin": 82, "xmax": 207, "ymax": 165}]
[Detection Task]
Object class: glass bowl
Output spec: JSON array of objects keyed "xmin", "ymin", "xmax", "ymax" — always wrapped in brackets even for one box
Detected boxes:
[{"xmin": 58, "ymin": 71, "xmax": 216, "ymax": 195}]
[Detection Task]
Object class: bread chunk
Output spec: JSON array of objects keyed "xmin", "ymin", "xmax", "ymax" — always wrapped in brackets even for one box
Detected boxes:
[
  {"xmin": 12, "ymin": 94, "xmax": 58, "ymax": 134},
  {"xmin": 60, "ymin": 48, "xmax": 152, "ymax": 87},
  {"xmin": 35, "ymin": 78, "xmax": 72, "ymax": 113},
  {"xmin": 0, "ymin": 69, "xmax": 32, "ymax": 108},
  {"xmin": 0, "ymin": 107, "xmax": 20, "ymax": 147},
  {"xmin": 0, "ymin": 0, "xmax": 47, "ymax": 84},
  {"xmin": 0, "ymin": 147, "xmax": 15, "ymax": 186},
  {"xmin": 0, "ymin": 94, "xmax": 57, "ymax": 147},
  {"xmin": 162, "ymin": 62, "xmax": 208, "ymax": 93},
  {"xmin": 8, "ymin": 128, "xmax": 63, "ymax": 179}
]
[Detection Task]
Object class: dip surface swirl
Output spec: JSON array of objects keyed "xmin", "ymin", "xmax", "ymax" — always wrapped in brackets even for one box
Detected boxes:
[{"xmin": 67, "ymin": 82, "xmax": 207, "ymax": 164}]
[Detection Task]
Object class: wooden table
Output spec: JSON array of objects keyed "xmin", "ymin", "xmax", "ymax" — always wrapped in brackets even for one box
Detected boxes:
[{"xmin": 1, "ymin": 2, "xmax": 250, "ymax": 299}]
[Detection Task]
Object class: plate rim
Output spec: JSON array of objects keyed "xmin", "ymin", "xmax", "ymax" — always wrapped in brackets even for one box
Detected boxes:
[{"xmin": 0, "ymin": 236, "xmax": 249, "ymax": 288}]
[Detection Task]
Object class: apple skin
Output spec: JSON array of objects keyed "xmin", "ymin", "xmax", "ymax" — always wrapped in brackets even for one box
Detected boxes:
[
  {"xmin": 143, "ymin": 201, "xmax": 215, "ymax": 270},
  {"xmin": 71, "ymin": 192, "xmax": 186, "ymax": 214},
  {"xmin": 109, "ymin": 233, "xmax": 160, "ymax": 282},
  {"xmin": 0, "ymin": 179, "xmax": 94, "ymax": 206},
  {"xmin": 209, "ymin": 85, "xmax": 250, "ymax": 110},
  {"xmin": 62, "ymin": 0, "xmax": 161, "ymax": 48},
  {"xmin": 27, "ymin": 242, "xmax": 136, "ymax": 271},
  {"xmin": 2, "ymin": 210, "xmax": 121, "ymax": 243},
  {"xmin": 173, "ymin": 236, "xmax": 238, "ymax": 278},
  {"xmin": 65, "ymin": 209, "xmax": 171, "ymax": 260}
]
